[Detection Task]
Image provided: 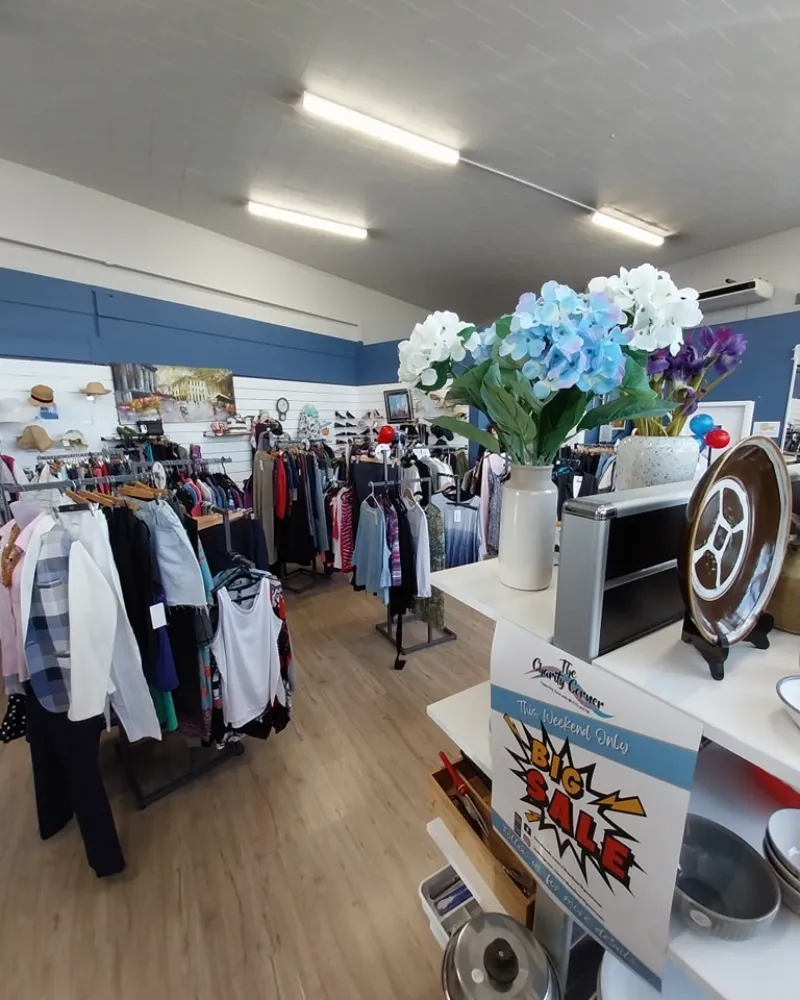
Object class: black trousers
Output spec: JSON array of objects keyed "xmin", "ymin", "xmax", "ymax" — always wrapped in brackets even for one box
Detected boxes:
[{"xmin": 25, "ymin": 686, "xmax": 125, "ymax": 878}]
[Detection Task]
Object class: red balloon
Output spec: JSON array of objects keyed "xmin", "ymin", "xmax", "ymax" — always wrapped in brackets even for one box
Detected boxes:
[
  {"xmin": 705, "ymin": 428, "xmax": 730, "ymax": 449},
  {"xmin": 377, "ymin": 424, "xmax": 395, "ymax": 444}
]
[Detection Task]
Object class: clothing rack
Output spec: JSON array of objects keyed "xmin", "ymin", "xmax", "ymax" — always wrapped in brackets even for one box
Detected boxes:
[
  {"xmin": 115, "ymin": 732, "xmax": 245, "ymax": 810},
  {"xmin": 267, "ymin": 442, "xmax": 332, "ymax": 594},
  {"xmin": 136, "ymin": 456, "xmax": 233, "ymax": 469},
  {"xmin": 366, "ymin": 468, "xmax": 458, "ymax": 658},
  {"xmin": 0, "ymin": 472, "xmax": 247, "ymax": 810},
  {"xmin": 35, "ymin": 448, "xmax": 128, "ymax": 462},
  {"xmin": 0, "ymin": 473, "xmax": 142, "ymax": 520}
]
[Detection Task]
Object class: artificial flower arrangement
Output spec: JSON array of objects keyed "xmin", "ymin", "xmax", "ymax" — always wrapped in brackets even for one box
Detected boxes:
[
  {"xmin": 635, "ymin": 326, "xmax": 748, "ymax": 438},
  {"xmin": 398, "ymin": 264, "xmax": 705, "ymax": 466}
]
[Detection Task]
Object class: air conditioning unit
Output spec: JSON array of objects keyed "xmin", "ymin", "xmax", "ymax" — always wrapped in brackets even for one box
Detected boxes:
[{"xmin": 697, "ymin": 278, "xmax": 774, "ymax": 312}]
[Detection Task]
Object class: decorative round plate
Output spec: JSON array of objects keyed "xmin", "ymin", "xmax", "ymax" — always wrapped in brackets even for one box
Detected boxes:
[{"xmin": 679, "ymin": 436, "xmax": 791, "ymax": 645}]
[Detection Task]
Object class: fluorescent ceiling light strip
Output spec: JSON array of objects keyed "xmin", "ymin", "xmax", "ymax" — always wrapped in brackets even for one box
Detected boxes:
[
  {"xmin": 591, "ymin": 211, "xmax": 665, "ymax": 247},
  {"xmin": 247, "ymin": 201, "xmax": 367, "ymax": 240},
  {"xmin": 301, "ymin": 91, "xmax": 460, "ymax": 166}
]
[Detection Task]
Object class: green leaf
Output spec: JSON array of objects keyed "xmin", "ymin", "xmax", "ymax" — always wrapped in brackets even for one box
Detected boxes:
[
  {"xmin": 495, "ymin": 363, "xmax": 545, "ymax": 415},
  {"xmin": 494, "ymin": 315, "xmax": 512, "ymax": 340},
  {"xmin": 479, "ymin": 376, "xmax": 538, "ymax": 464},
  {"xmin": 578, "ymin": 398, "xmax": 676, "ymax": 431},
  {"xmin": 537, "ymin": 387, "xmax": 590, "ymax": 461},
  {"xmin": 431, "ymin": 415, "xmax": 500, "ymax": 454},
  {"xmin": 446, "ymin": 359, "xmax": 492, "ymax": 409},
  {"xmin": 621, "ymin": 354, "xmax": 657, "ymax": 401}
]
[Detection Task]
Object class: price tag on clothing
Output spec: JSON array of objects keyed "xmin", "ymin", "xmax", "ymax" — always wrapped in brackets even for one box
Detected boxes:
[
  {"xmin": 453, "ymin": 509, "xmax": 462, "ymax": 523},
  {"xmin": 573, "ymin": 475, "xmax": 583, "ymax": 496},
  {"xmin": 149, "ymin": 603, "xmax": 167, "ymax": 629}
]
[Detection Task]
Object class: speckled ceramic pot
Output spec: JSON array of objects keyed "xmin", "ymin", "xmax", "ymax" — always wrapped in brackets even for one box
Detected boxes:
[{"xmin": 616, "ymin": 435, "xmax": 700, "ymax": 490}]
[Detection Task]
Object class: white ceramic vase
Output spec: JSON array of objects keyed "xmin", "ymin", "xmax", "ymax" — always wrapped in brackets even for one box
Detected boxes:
[
  {"xmin": 616, "ymin": 435, "xmax": 700, "ymax": 490},
  {"xmin": 497, "ymin": 464, "xmax": 557, "ymax": 591}
]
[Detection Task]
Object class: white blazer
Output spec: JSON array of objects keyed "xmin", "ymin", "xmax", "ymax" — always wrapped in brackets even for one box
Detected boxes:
[{"xmin": 20, "ymin": 513, "xmax": 117, "ymax": 725}]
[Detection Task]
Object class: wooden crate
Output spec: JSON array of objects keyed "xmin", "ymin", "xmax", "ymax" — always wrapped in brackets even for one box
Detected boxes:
[{"xmin": 429, "ymin": 760, "xmax": 536, "ymax": 928}]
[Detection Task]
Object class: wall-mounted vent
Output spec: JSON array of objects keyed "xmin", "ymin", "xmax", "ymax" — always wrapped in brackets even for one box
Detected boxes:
[{"xmin": 698, "ymin": 278, "xmax": 774, "ymax": 313}]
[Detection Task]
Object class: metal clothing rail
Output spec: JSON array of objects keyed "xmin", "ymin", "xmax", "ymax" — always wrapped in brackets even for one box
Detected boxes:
[
  {"xmin": 134, "ymin": 456, "xmax": 233, "ymax": 468},
  {"xmin": 0, "ymin": 473, "xmax": 143, "ymax": 520}
]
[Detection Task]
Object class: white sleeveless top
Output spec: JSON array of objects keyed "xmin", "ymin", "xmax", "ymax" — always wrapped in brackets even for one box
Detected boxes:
[{"xmin": 211, "ymin": 579, "xmax": 285, "ymax": 729}]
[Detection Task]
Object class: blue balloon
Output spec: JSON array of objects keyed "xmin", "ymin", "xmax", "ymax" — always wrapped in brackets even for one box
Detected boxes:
[
  {"xmin": 693, "ymin": 433, "xmax": 707, "ymax": 450},
  {"xmin": 690, "ymin": 413, "xmax": 714, "ymax": 436}
]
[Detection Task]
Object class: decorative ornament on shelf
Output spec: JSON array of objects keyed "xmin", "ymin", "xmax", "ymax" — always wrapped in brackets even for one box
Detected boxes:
[
  {"xmin": 397, "ymin": 268, "xmax": 695, "ymax": 591},
  {"xmin": 616, "ymin": 322, "xmax": 747, "ymax": 489}
]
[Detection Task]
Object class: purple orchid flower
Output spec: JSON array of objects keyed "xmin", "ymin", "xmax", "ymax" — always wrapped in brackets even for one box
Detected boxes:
[
  {"xmin": 648, "ymin": 348, "xmax": 671, "ymax": 376},
  {"xmin": 696, "ymin": 326, "xmax": 748, "ymax": 375}
]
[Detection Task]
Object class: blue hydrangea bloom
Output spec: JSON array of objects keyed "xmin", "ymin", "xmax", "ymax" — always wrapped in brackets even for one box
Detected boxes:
[
  {"xmin": 466, "ymin": 324, "xmax": 498, "ymax": 364},
  {"xmin": 503, "ymin": 284, "xmax": 627, "ymax": 401}
]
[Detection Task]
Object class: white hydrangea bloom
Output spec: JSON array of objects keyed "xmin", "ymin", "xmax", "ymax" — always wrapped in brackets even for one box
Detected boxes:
[
  {"xmin": 589, "ymin": 263, "xmax": 702, "ymax": 355},
  {"xmin": 397, "ymin": 310, "xmax": 473, "ymax": 385}
]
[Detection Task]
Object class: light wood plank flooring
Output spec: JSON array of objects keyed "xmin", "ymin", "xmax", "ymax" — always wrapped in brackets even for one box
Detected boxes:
[{"xmin": 0, "ymin": 579, "xmax": 492, "ymax": 1000}]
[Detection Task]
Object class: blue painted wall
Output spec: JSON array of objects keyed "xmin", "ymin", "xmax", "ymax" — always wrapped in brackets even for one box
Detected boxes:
[
  {"xmin": 2, "ymin": 266, "xmax": 796, "ymax": 420},
  {"xmin": 357, "ymin": 339, "xmax": 401, "ymax": 385},
  {"xmin": 701, "ymin": 313, "xmax": 799, "ymax": 424},
  {"xmin": 0, "ymin": 266, "xmax": 377, "ymax": 386}
]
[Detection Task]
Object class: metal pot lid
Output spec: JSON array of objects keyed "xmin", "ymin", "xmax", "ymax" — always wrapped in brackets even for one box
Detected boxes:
[{"xmin": 445, "ymin": 912, "xmax": 557, "ymax": 1000}]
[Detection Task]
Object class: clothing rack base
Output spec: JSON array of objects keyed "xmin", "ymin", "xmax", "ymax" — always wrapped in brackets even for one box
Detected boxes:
[
  {"xmin": 375, "ymin": 609, "xmax": 457, "ymax": 658},
  {"xmin": 282, "ymin": 558, "xmax": 330, "ymax": 594},
  {"xmin": 115, "ymin": 731, "xmax": 245, "ymax": 810}
]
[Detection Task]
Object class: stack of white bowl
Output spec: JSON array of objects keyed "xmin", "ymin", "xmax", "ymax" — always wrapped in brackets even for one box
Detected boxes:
[{"xmin": 764, "ymin": 810, "xmax": 800, "ymax": 914}]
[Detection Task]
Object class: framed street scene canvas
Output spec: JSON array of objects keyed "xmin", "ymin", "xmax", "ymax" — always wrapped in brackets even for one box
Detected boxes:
[
  {"xmin": 111, "ymin": 364, "xmax": 236, "ymax": 425},
  {"xmin": 384, "ymin": 388, "xmax": 413, "ymax": 423}
]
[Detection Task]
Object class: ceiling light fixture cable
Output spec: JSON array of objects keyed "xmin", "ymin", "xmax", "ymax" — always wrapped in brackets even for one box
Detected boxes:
[
  {"xmin": 462, "ymin": 158, "xmax": 668, "ymax": 245},
  {"xmin": 461, "ymin": 157, "xmax": 594, "ymax": 212}
]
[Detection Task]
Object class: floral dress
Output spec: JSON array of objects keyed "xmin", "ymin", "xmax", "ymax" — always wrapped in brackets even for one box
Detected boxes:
[{"xmin": 416, "ymin": 503, "xmax": 445, "ymax": 630}]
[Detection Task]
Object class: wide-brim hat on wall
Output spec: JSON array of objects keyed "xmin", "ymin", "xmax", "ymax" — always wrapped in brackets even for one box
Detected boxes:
[
  {"xmin": 81, "ymin": 381, "xmax": 111, "ymax": 396},
  {"xmin": 61, "ymin": 429, "xmax": 88, "ymax": 449},
  {"xmin": 17, "ymin": 425, "xmax": 56, "ymax": 451},
  {"xmin": 0, "ymin": 398, "xmax": 28, "ymax": 423},
  {"xmin": 28, "ymin": 384, "xmax": 54, "ymax": 407}
]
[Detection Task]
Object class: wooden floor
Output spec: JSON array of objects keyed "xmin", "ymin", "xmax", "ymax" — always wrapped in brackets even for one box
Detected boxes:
[{"xmin": 0, "ymin": 578, "xmax": 492, "ymax": 1000}]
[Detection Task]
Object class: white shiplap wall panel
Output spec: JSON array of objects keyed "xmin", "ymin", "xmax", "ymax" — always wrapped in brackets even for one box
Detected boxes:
[
  {"xmin": 0, "ymin": 358, "xmax": 120, "ymax": 475},
  {"xmin": 0, "ymin": 359, "xmax": 372, "ymax": 487},
  {"xmin": 234, "ymin": 376, "xmax": 362, "ymax": 445},
  {"xmin": 360, "ymin": 382, "xmax": 470, "ymax": 452}
]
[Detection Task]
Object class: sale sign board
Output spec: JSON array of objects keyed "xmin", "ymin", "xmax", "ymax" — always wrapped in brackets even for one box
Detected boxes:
[{"xmin": 491, "ymin": 623, "xmax": 702, "ymax": 989}]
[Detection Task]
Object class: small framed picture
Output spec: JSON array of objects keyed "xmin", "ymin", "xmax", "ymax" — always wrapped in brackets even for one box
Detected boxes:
[{"xmin": 384, "ymin": 388, "xmax": 413, "ymax": 424}]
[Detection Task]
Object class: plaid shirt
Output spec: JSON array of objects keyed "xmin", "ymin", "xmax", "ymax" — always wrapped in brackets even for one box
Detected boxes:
[{"xmin": 24, "ymin": 524, "xmax": 73, "ymax": 713}]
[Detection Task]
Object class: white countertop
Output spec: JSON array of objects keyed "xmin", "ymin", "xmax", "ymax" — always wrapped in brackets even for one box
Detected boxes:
[
  {"xmin": 429, "ymin": 560, "xmax": 800, "ymax": 790},
  {"xmin": 427, "ymin": 682, "xmax": 491, "ymax": 777},
  {"xmin": 668, "ymin": 743, "xmax": 800, "ymax": 1000},
  {"xmin": 594, "ymin": 622, "xmax": 800, "ymax": 790},
  {"xmin": 430, "ymin": 559, "xmax": 557, "ymax": 640}
]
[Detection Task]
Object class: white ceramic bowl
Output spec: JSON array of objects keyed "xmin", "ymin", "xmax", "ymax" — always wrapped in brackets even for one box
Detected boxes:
[
  {"xmin": 764, "ymin": 840, "xmax": 800, "ymax": 915},
  {"xmin": 776, "ymin": 676, "xmax": 800, "ymax": 732},
  {"xmin": 767, "ymin": 809, "xmax": 800, "ymax": 879},
  {"xmin": 764, "ymin": 835, "xmax": 800, "ymax": 891}
]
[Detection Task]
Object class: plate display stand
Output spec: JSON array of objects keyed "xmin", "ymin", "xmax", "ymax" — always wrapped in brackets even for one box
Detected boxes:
[{"xmin": 681, "ymin": 611, "xmax": 775, "ymax": 681}]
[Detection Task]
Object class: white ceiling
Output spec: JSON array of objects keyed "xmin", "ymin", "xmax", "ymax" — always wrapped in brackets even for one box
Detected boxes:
[{"xmin": 1, "ymin": 0, "xmax": 799, "ymax": 319}]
